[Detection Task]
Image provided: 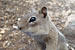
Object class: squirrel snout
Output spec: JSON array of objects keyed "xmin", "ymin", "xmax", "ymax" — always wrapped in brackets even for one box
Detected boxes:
[{"xmin": 18, "ymin": 27, "xmax": 22, "ymax": 30}]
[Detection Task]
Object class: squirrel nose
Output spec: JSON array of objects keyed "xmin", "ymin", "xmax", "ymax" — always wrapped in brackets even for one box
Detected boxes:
[{"xmin": 19, "ymin": 27, "xmax": 22, "ymax": 30}]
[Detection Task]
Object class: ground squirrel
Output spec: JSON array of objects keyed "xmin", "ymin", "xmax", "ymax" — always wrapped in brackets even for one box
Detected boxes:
[{"xmin": 17, "ymin": 7, "xmax": 68, "ymax": 50}]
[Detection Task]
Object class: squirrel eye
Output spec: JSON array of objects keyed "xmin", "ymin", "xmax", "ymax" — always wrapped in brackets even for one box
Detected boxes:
[{"xmin": 29, "ymin": 17, "xmax": 36, "ymax": 23}]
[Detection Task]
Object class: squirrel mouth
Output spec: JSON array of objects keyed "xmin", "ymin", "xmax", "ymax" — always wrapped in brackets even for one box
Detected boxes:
[{"xmin": 24, "ymin": 31, "xmax": 34, "ymax": 37}]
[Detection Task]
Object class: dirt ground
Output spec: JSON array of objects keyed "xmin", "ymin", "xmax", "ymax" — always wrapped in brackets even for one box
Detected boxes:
[{"xmin": 0, "ymin": 0, "xmax": 75, "ymax": 50}]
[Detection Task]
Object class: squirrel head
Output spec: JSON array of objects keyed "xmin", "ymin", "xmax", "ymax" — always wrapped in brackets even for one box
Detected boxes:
[{"xmin": 17, "ymin": 7, "xmax": 50, "ymax": 35}]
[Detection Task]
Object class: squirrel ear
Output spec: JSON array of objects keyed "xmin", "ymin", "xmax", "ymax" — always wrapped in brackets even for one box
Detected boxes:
[{"xmin": 40, "ymin": 7, "xmax": 47, "ymax": 18}]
